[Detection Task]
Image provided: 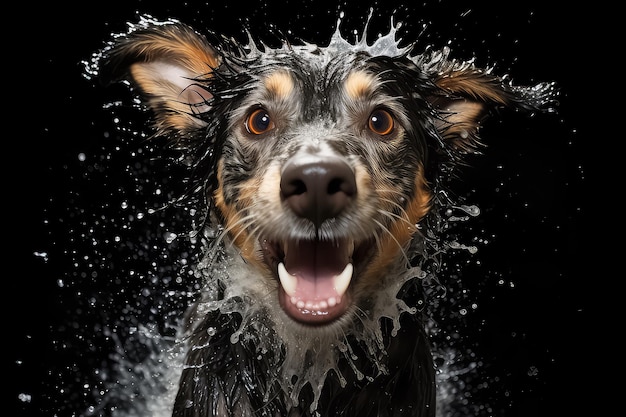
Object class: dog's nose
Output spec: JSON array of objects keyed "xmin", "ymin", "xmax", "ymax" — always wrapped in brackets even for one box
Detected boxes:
[{"xmin": 280, "ymin": 157, "xmax": 356, "ymax": 227}]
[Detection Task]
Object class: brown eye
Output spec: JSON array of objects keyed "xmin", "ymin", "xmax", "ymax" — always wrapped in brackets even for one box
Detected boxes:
[
  {"xmin": 368, "ymin": 108, "xmax": 394, "ymax": 136},
  {"xmin": 245, "ymin": 108, "xmax": 275, "ymax": 135}
]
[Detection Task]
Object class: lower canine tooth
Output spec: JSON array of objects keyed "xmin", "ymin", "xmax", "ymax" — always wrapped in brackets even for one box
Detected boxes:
[{"xmin": 278, "ymin": 262, "xmax": 297, "ymax": 296}]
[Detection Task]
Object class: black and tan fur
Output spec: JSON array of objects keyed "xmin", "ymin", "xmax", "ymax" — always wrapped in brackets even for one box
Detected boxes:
[{"xmin": 95, "ymin": 15, "xmax": 556, "ymax": 417}]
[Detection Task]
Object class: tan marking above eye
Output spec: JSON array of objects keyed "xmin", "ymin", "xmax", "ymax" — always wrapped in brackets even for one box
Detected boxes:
[
  {"xmin": 264, "ymin": 71, "xmax": 294, "ymax": 99},
  {"xmin": 344, "ymin": 70, "xmax": 376, "ymax": 100}
]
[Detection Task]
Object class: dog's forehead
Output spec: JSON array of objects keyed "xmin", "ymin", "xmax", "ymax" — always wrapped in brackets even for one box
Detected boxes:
[{"xmin": 257, "ymin": 62, "xmax": 376, "ymax": 100}]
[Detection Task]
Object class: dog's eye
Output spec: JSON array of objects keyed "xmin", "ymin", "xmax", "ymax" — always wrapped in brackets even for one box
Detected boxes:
[
  {"xmin": 368, "ymin": 109, "xmax": 394, "ymax": 136},
  {"xmin": 245, "ymin": 108, "xmax": 275, "ymax": 135}
]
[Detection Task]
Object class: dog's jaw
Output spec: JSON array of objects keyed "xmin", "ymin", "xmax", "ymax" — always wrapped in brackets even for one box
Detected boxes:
[{"xmin": 262, "ymin": 236, "xmax": 362, "ymax": 324}]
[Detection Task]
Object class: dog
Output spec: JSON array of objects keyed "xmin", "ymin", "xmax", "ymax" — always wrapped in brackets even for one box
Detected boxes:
[{"xmin": 93, "ymin": 13, "xmax": 556, "ymax": 417}]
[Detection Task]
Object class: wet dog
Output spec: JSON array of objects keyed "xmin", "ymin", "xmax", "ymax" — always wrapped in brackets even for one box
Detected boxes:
[{"xmin": 95, "ymin": 14, "xmax": 556, "ymax": 417}]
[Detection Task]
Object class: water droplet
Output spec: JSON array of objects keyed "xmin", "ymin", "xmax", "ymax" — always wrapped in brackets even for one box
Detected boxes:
[
  {"xmin": 164, "ymin": 231, "xmax": 177, "ymax": 244},
  {"xmin": 18, "ymin": 393, "xmax": 32, "ymax": 403},
  {"xmin": 33, "ymin": 251, "xmax": 48, "ymax": 262}
]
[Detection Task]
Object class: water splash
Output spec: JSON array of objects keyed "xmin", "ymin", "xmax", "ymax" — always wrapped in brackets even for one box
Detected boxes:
[
  {"xmin": 185, "ymin": 239, "xmax": 428, "ymax": 413},
  {"xmin": 85, "ymin": 325, "xmax": 184, "ymax": 417},
  {"xmin": 78, "ymin": 11, "xmax": 507, "ymax": 417}
]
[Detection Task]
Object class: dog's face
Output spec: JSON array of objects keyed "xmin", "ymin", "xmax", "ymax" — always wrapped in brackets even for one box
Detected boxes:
[
  {"xmin": 98, "ymin": 17, "xmax": 555, "ymax": 330},
  {"xmin": 215, "ymin": 59, "xmax": 435, "ymax": 326}
]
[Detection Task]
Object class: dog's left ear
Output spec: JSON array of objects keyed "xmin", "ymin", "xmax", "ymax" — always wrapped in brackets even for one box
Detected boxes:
[
  {"xmin": 98, "ymin": 20, "xmax": 221, "ymax": 139},
  {"xmin": 427, "ymin": 67, "xmax": 556, "ymax": 152}
]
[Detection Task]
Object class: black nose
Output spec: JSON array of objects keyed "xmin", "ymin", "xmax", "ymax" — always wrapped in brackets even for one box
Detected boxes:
[{"xmin": 280, "ymin": 156, "xmax": 357, "ymax": 228}]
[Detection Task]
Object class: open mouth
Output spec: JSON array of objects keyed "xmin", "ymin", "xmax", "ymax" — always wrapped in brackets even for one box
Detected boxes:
[{"xmin": 262, "ymin": 237, "xmax": 363, "ymax": 325}]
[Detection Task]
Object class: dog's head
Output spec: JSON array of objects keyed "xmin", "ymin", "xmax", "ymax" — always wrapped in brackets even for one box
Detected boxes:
[{"xmin": 97, "ymin": 16, "xmax": 556, "ymax": 329}]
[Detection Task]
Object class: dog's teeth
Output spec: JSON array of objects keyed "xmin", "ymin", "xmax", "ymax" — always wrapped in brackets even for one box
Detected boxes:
[
  {"xmin": 333, "ymin": 263, "xmax": 353, "ymax": 297},
  {"xmin": 278, "ymin": 262, "xmax": 297, "ymax": 296},
  {"xmin": 282, "ymin": 262, "xmax": 352, "ymax": 310}
]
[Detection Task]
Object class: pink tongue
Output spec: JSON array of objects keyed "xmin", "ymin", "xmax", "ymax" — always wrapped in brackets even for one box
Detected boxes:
[{"xmin": 284, "ymin": 239, "xmax": 347, "ymax": 300}]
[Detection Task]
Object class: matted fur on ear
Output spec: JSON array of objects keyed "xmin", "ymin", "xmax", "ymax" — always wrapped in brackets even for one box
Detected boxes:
[
  {"xmin": 100, "ymin": 18, "xmax": 221, "ymax": 137},
  {"xmin": 423, "ymin": 54, "xmax": 557, "ymax": 153}
]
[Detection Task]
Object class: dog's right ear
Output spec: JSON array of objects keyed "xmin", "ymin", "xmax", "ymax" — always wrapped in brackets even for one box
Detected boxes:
[{"xmin": 99, "ymin": 20, "xmax": 220, "ymax": 137}]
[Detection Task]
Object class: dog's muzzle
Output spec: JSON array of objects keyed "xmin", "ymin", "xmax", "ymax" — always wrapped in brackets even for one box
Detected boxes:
[{"xmin": 265, "ymin": 155, "xmax": 360, "ymax": 325}]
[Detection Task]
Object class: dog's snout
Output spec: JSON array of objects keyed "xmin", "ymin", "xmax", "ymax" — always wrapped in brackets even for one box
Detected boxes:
[{"xmin": 281, "ymin": 157, "xmax": 356, "ymax": 227}]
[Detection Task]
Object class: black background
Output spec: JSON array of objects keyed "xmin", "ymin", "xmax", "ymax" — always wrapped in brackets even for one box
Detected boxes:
[{"xmin": 9, "ymin": 1, "xmax": 601, "ymax": 416}]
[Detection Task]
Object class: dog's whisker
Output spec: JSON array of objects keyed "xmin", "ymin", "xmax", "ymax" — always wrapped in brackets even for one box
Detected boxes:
[
  {"xmin": 352, "ymin": 304, "xmax": 372, "ymax": 327},
  {"xmin": 377, "ymin": 210, "xmax": 418, "ymax": 244},
  {"xmin": 215, "ymin": 212, "xmax": 258, "ymax": 247},
  {"xmin": 376, "ymin": 188, "xmax": 416, "ymax": 213},
  {"xmin": 377, "ymin": 199, "xmax": 416, "ymax": 229},
  {"xmin": 225, "ymin": 217, "xmax": 259, "ymax": 251},
  {"xmin": 243, "ymin": 221, "xmax": 271, "ymax": 249},
  {"xmin": 372, "ymin": 218, "xmax": 412, "ymax": 268},
  {"xmin": 368, "ymin": 224, "xmax": 386, "ymax": 260},
  {"xmin": 201, "ymin": 214, "xmax": 258, "ymax": 271}
]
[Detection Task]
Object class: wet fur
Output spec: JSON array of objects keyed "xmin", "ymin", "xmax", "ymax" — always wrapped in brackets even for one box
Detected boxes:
[{"xmin": 96, "ymin": 15, "xmax": 556, "ymax": 417}]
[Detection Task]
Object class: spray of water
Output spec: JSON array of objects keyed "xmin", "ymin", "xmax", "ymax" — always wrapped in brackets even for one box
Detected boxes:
[{"xmin": 78, "ymin": 9, "xmax": 537, "ymax": 417}]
